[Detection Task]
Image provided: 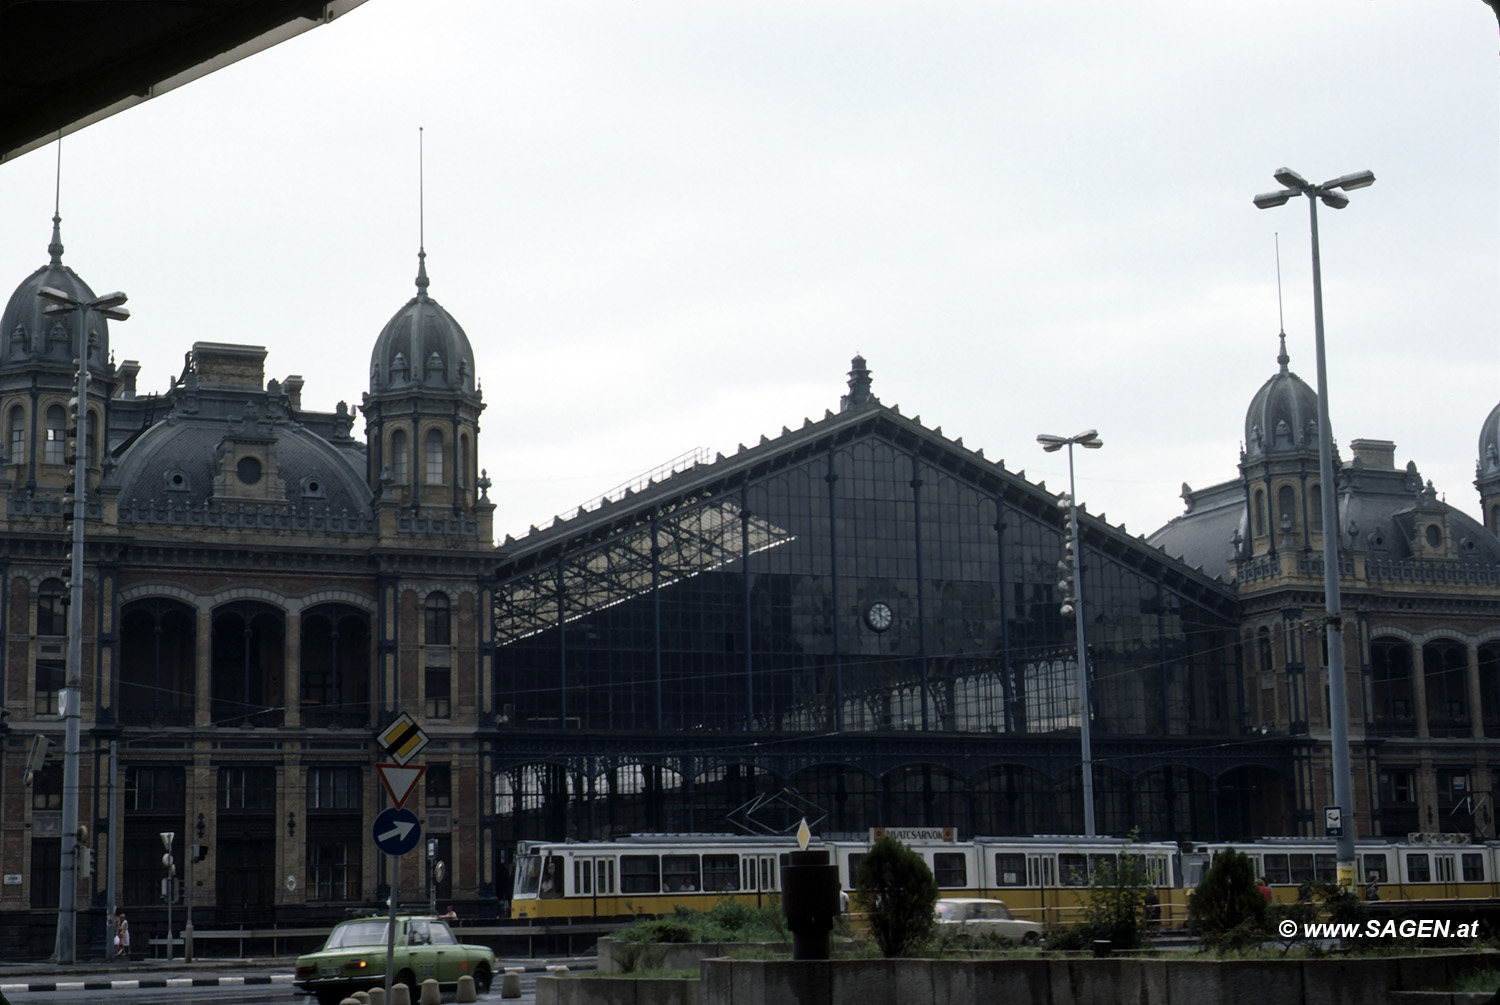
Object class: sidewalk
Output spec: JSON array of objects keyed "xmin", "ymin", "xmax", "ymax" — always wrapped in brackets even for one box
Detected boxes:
[{"xmin": 0, "ymin": 954, "xmax": 593, "ymax": 995}]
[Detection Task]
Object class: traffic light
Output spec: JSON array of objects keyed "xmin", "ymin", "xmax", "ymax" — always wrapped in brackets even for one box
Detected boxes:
[
  {"xmin": 81, "ymin": 847, "xmax": 94, "ymax": 878},
  {"xmin": 1057, "ymin": 493, "xmax": 1077, "ymax": 617},
  {"xmin": 23, "ymin": 734, "xmax": 49, "ymax": 786},
  {"xmin": 64, "ymin": 396, "xmax": 79, "ymax": 465},
  {"xmin": 191, "ymin": 844, "xmax": 208, "ymax": 863}
]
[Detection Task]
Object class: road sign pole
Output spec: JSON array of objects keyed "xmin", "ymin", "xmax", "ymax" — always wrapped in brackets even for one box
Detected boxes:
[{"xmin": 386, "ymin": 852, "xmax": 397, "ymax": 999}]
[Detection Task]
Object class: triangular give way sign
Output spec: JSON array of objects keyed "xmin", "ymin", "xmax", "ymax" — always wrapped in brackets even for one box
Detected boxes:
[{"xmin": 377, "ymin": 763, "xmax": 426, "ymax": 809}]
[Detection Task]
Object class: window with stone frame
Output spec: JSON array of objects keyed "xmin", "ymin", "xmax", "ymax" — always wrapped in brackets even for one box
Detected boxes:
[
  {"xmin": 391, "ymin": 428, "xmax": 409, "ymax": 483},
  {"xmin": 424, "ymin": 593, "xmax": 451, "ymax": 646},
  {"xmin": 425, "ymin": 429, "xmax": 444, "ymax": 485},
  {"xmin": 426, "ymin": 764, "xmax": 451, "ymax": 809},
  {"xmin": 43, "ymin": 404, "xmax": 64, "ymax": 464},
  {"xmin": 425, "ymin": 665, "xmax": 451, "ymax": 720},
  {"xmin": 8, "ymin": 404, "xmax": 24, "ymax": 462}
]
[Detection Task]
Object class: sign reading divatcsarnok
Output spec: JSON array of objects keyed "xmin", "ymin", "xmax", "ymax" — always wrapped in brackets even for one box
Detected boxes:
[{"xmin": 869, "ymin": 826, "xmax": 957, "ymax": 843}]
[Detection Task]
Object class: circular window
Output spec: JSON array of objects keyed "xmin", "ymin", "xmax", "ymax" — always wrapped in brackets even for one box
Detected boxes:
[
  {"xmin": 1425, "ymin": 524, "xmax": 1442, "ymax": 548},
  {"xmin": 237, "ymin": 456, "xmax": 263, "ymax": 485}
]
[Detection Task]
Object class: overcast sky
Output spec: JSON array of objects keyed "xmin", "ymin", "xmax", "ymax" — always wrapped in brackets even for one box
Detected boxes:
[{"xmin": 2, "ymin": 2, "xmax": 1497, "ymax": 553}]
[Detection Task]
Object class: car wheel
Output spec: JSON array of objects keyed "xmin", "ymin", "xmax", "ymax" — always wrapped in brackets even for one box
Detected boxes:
[
  {"xmin": 397, "ymin": 969, "xmax": 418, "ymax": 994},
  {"xmin": 473, "ymin": 963, "xmax": 493, "ymax": 993}
]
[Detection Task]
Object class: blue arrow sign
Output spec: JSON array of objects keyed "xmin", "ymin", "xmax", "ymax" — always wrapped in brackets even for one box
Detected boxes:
[{"xmin": 372, "ymin": 807, "xmax": 422, "ymax": 856}]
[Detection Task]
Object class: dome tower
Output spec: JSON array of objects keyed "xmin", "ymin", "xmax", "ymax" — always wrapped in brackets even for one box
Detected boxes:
[
  {"xmin": 1475, "ymin": 401, "xmax": 1500, "ymax": 534},
  {"xmin": 0, "ymin": 214, "xmax": 120, "ymax": 494},
  {"xmin": 362, "ymin": 249, "xmax": 487, "ymax": 522},
  {"xmin": 1238, "ymin": 332, "xmax": 1330, "ymax": 559}
]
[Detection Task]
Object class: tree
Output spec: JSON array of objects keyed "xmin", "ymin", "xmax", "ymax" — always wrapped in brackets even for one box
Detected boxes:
[
  {"xmin": 1186, "ymin": 847, "xmax": 1267, "ymax": 949},
  {"xmin": 854, "ymin": 836, "xmax": 940, "ymax": 957}
]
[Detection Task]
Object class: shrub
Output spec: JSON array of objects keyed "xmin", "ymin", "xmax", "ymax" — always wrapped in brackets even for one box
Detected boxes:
[
  {"xmin": 853, "ymin": 836, "xmax": 940, "ymax": 958},
  {"xmin": 1186, "ymin": 848, "xmax": 1267, "ymax": 945}
]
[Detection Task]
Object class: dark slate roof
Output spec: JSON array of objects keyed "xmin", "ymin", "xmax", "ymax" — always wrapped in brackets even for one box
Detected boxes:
[{"xmin": 107, "ymin": 411, "xmax": 370, "ymax": 517}]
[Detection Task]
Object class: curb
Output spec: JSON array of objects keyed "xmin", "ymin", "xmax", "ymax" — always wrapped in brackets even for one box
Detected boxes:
[{"xmin": 0, "ymin": 973, "xmax": 294, "ymax": 994}]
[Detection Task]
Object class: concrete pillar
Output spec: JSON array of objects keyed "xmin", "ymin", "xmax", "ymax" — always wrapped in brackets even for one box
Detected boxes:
[
  {"xmin": 419, "ymin": 978, "xmax": 441, "ymax": 1005},
  {"xmin": 1414, "ymin": 643, "xmax": 1431, "ymax": 739}
]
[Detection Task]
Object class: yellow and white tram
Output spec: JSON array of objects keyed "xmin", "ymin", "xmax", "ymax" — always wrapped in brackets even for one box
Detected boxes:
[{"xmin": 510, "ymin": 833, "xmax": 1184, "ymax": 927}]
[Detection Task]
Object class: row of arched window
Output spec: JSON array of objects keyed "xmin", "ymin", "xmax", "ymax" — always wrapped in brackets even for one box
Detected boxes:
[
  {"xmin": 1251, "ymin": 482, "xmax": 1323, "ymax": 542},
  {"xmin": 5, "ymin": 402, "xmax": 98, "ymax": 466},
  {"xmin": 23, "ymin": 588, "xmax": 457, "ymax": 728},
  {"xmin": 386, "ymin": 425, "xmax": 471, "ymax": 489}
]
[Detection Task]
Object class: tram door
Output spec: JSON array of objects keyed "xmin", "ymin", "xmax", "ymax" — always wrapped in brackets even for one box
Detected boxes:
[
  {"xmin": 575, "ymin": 856, "xmax": 615, "ymax": 917},
  {"xmin": 742, "ymin": 854, "xmax": 779, "ymax": 907},
  {"xmin": 1028, "ymin": 855, "xmax": 1057, "ymax": 927}
]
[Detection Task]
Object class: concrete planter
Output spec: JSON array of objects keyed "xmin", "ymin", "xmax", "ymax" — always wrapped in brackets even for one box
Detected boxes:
[
  {"xmin": 537, "ymin": 973, "xmax": 702, "ymax": 1005},
  {"xmin": 596, "ymin": 937, "xmax": 790, "ymax": 974},
  {"xmin": 698, "ymin": 950, "xmax": 1497, "ymax": 1005}
]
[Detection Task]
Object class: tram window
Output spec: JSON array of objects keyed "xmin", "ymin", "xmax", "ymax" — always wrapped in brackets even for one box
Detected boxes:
[
  {"xmin": 703, "ymin": 854, "xmax": 739, "ymax": 892},
  {"xmin": 1059, "ymin": 853, "xmax": 1088, "ymax": 886},
  {"xmin": 933, "ymin": 853, "xmax": 967, "ymax": 888},
  {"xmin": 995, "ymin": 853, "xmax": 1026, "ymax": 886},
  {"xmin": 743, "ymin": 860, "xmax": 755, "ymax": 891},
  {"xmin": 1435, "ymin": 855, "xmax": 1456, "ymax": 883},
  {"xmin": 621, "ymin": 855, "xmax": 661, "ymax": 894},
  {"xmin": 763, "ymin": 857, "xmax": 776, "ymax": 891},
  {"xmin": 1314, "ymin": 855, "xmax": 1336, "ymax": 883},
  {"xmin": 1289, "ymin": 854, "xmax": 1315, "ymax": 884},
  {"xmin": 847, "ymin": 854, "xmax": 864, "ymax": 889},
  {"xmin": 1406, "ymin": 854, "xmax": 1431, "ymax": 883},
  {"xmin": 1088, "ymin": 855, "xmax": 1114, "ymax": 882},
  {"xmin": 663, "ymin": 855, "xmax": 701, "ymax": 892},
  {"xmin": 1262, "ymin": 854, "xmax": 1290, "ymax": 885},
  {"xmin": 1463, "ymin": 853, "xmax": 1485, "ymax": 882},
  {"xmin": 598, "ymin": 860, "xmax": 615, "ymax": 894},
  {"xmin": 575, "ymin": 861, "xmax": 591, "ymax": 895},
  {"xmin": 1362, "ymin": 855, "xmax": 1388, "ymax": 883},
  {"xmin": 540, "ymin": 856, "xmax": 563, "ymax": 897},
  {"xmin": 515, "ymin": 856, "xmax": 542, "ymax": 895}
]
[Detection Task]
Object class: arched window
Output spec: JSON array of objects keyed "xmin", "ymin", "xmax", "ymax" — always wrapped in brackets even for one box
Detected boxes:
[
  {"xmin": 43, "ymin": 404, "xmax": 65, "ymax": 464},
  {"xmin": 424, "ymin": 592, "xmax": 451, "ymax": 646},
  {"xmin": 87, "ymin": 411, "xmax": 98, "ymax": 466},
  {"xmin": 300, "ymin": 604, "xmax": 371, "ymax": 728},
  {"xmin": 1310, "ymin": 483, "xmax": 1323, "ymax": 531},
  {"xmin": 459, "ymin": 433, "xmax": 470, "ymax": 492},
  {"xmin": 8, "ymin": 405, "xmax": 25, "ymax": 462},
  {"xmin": 210, "ymin": 602, "xmax": 285, "ymax": 728},
  {"xmin": 1277, "ymin": 484, "xmax": 1297, "ymax": 535},
  {"xmin": 1253, "ymin": 490, "xmax": 1266, "ymax": 537},
  {"xmin": 425, "ymin": 429, "xmax": 444, "ymax": 485},
  {"xmin": 1258, "ymin": 626, "xmax": 1273, "ymax": 673},
  {"xmin": 120, "ymin": 599, "xmax": 196, "ymax": 727},
  {"xmin": 391, "ymin": 429, "xmax": 409, "ymax": 483}
]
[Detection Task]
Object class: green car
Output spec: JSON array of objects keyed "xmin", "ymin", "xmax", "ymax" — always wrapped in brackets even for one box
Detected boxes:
[{"xmin": 294, "ymin": 914, "xmax": 497, "ymax": 1005}]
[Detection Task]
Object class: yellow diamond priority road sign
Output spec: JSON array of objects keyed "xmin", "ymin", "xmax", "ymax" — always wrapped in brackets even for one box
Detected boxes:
[{"xmin": 377, "ymin": 712, "xmax": 429, "ymax": 766}]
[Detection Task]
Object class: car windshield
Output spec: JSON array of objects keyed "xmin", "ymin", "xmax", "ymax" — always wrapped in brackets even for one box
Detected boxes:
[{"xmin": 324, "ymin": 921, "xmax": 389, "ymax": 949}]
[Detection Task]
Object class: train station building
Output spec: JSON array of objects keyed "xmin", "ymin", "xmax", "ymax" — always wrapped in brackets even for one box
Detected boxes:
[{"xmin": 0, "ymin": 214, "xmax": 1498, "ymax": 947}]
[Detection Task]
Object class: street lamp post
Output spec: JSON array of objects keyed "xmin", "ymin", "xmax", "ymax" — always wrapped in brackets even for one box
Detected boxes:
[
  {"xmin": 1037, "ymin": 429, "xmax": 1103, "ymax": 837},
  {"xmin": 36, "ymin": 285, "xmax": 128, "ymax": 964},
  {"xmin": 1253, "ymin": 167, "xmax": 1374, "ymax": 886}
]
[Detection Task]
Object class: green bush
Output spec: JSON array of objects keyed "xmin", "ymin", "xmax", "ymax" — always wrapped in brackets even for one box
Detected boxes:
[
  {"xmin": 854, "ymin": 835, "xmax": 940, "ymax": 958},
  {"xmin": 1186, "ymin": 848, "xmax": 1267, "ymax": 945}
]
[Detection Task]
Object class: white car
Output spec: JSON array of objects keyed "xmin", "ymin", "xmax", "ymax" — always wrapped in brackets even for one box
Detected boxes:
[{"xmin": 934, "ymin": 897, "xmax": 1043, "ymax": 944}]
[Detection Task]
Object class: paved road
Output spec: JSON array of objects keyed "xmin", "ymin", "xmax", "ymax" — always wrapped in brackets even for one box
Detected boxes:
[{"xmin": 0, "ymin": 956, "xmax": 575, "ymax": 1001}]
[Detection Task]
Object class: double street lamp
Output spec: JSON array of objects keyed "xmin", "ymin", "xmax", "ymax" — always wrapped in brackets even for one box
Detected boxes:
[
  {"xmin": 1253, "ymin": 167, "xmax": 1374, "ymax": 884},
  {"xmin": 36, "ymin": 285, "xmax": 129, "ymax": 964},
  {"xmin": 1037, "ymin": 429, "xmax": 1102, "ymax": 837}
]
